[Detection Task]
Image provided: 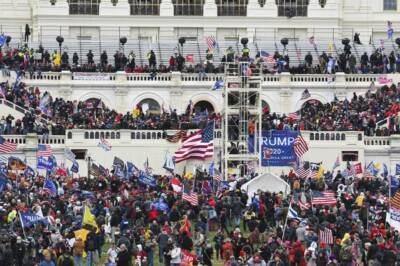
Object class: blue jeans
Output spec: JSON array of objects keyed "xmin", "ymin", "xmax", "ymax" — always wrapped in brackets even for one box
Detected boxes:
[
  {"xmin": 86, "ymin": 251, "xmax": 95, "ymax": 266},
  {"xmin": 74, "ymin": 256, "xmax": 83, "ymax": 266},
  {"xmin": 148, "ymin": 249, "xmax": 154, "ymax": 266}
]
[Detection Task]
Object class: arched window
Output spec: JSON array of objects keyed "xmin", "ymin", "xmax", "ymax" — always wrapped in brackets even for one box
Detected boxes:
[
  {"xmin": 129, "ymin": 0, "xmax": 160, "ymax": 15},
  {"xmin": 193, "ymin": 100, "xmax": 214, "ymax": 114},
  {"xmin": 173, "ymin": 0, "xmax": 204, "ymax": 16},
  {"xmin": 301, "ymin": 99, "xmax": 323, "ymax": 110},
  {"xmin": 276, "ymin": 0, "xmax": 308, "ymax": 17},
  {"xmin": 138, "ymin": 98, "xmax": 161, "ymax": 115},
  {"xmin": 384, "ymin": 0, "xmax": 397, "ymax": 10},
  {"xmin": 216, "ymin": 0, "xmax": 248, "ymax": 16},
  {"xmin": 69, "ymin": 0, "xmax": 100, "ymax": 15},
  {"xmin": 83, "ymin": 98, "xmax": 103, "ymax": 109}
]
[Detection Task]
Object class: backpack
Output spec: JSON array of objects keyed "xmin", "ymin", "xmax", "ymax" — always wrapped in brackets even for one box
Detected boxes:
[
  {"xmin": 339, "ymin": 246, "xmax": 352, "ymax": 261},
  {"xmin": 59, "ymin": 255, "xmax": 74, "ymax": 266},
  {"xmin": 87, "ymin": 236, "xmax": 96, "ymax": 251}
]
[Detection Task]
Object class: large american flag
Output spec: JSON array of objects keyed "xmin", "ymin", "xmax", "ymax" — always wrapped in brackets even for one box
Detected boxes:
[
  {"xmin": 174, "ymin": 122, "xmax": 214, "ymax": 163},
  {"xmin": 311, "ymin": 191, "xmax": 337, "ymax": 205},
  {"xmin": 206, "ymin": 36, "xmax": 217, "ymax": 50},
  {"xmin": 294, "ymin": 134, "xmax": 308, "ymax": 158},
  {"xmin": 37, "ymin": 144, "xmax": 52, "ymax": 157},
  {"xmin": 165, "ymin": 130, "xmax": 187, "ymax": 143},
  {"xmin": 0, "ymin": 136, "xmax": 17, "ymax": 153},
  {"xmin": 319, "ymin": 227, "xmax": 334, "ymax": 244},
  {"xmin": 182, "ymin": 184, "xmax": 198, "ymax": 206}
]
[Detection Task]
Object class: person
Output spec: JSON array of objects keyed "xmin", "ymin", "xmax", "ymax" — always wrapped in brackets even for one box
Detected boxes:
[
  {"xmin": 116, "ymin": 244, "xmax": 131, "ymax": 266},
  {"xmin": 85, "ymin": 228, "xmax": 98, "ymax": 266},
  {"xmin": 73, "ymin": 236, "xmax": 84, "ymax": 266},
  {"xmin": 170, "ymin": 243, "xmax": 181, "ymax": 266},
  {"xmin": 73, "ymin": 52, "xmax": 79, "ymax": 66},
  {"xmin": 87, "ymin": 50, "xmax": 94, "ymax": 65},
  {"xmin": 14, "ymin": 236, "xmax": 25, "ymax": 266},
  {"xmin": 57, "ymin": 247, "xmax": 74, "ymax": 266},
  {"xmin": 107, "ymin": 242, "xmax": 118, "ymax": 264},
  {"xmin": 157, "ymin": 230, "xmax": 169, "ymax": 264},
  {"xmin": 148, "ymin": 50, "xmax": 156, "ymax": 69},
  {"xmin": 24, "ymin": 24, "xmax": 30, "ymax": 43},
  {"xmin": 305, "ymin": 52, "xmax": 313, "ymax": 68},
  {"xmin": 354, "ymin": 32, "xmax": 361, "ymax": 45},
  {"xmin": 39, "ymin": 250, "xmax": 55, "ymax": 266},
  {"xmin": 202, "ymin": 243, "xmax": 213, "ymax": 266},
  {"xmin": 101, "ymin": 50, "xmax": 108, "ymax": 68}
]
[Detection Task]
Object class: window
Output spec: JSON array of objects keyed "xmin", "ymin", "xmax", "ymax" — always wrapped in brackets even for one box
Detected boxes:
[
  {"xmin": 276, "ymin": 0, "xmax": 308, "ymax": 17},
  {"xmin": 342, "ymin": 151, "xmax": 358, "ymax": 162},
  {"xmin": 69, "ymin": 0, "xmax": 100, "ymax": 15},
  {"xmin": 216, "ymin": 0, "xmax": 248, "ymax": 16},
  {"xmin": 138, "ymin": 98, "xmax": 161, "ymax": 115},
  {"xmin": 384, "ymin": 0, "xmax": 397, "ymax": 10},
  {"xmin": 173, "ymin": 0, "xmax": 204, "ymax": 16},
  {"xmin": 129, "ymin": 0, "xmax": 160, "ymax": 15},
  {"xmin": 72, "ymin": 149, "xmax": 87, "ymax": 160}
]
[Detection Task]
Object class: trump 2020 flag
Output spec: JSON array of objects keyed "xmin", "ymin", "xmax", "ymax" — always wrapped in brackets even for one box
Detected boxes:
[
  {"xmin": 43, "ymin": 179, "xmax": 57, "ymax": 195},
  {"xmin": 70, "ymin": 160, "xmax": 79, "ymax": 173},
  {"xmin": 19, "ymin": 212, "xmax": 49, "ymax": 228}
]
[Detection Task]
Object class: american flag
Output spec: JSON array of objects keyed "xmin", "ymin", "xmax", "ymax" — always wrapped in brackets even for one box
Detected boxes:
[
  {"xmin": 293, "ymin": 161, "xmax": 310, "ymax": 179},
  {"xmin": 311, "ymin": 191, "xmax": 337, "ymax": 206},
  {"xmin": 97, "ymin": 137, "xmax": 111, "ymax": 151},
  {"xmin": 260, "ymin": 51, "xmax": 276, "ymax": 65},
  {"xmin": 0, "ymin": 136, "xmax": 17, "ymax": 153},
  {"xmin": 319, "ymin": 227, "xmax": 334, "ymax": 244},
  {"xmin": 288, "ymin": 112, "xmax": 301, "ymax": 120},
  {"xmin": 206, "ymin": 36, "xmax": 217, "ymax": 50},
  {"xmin": 294, "ymin": 134, "xmax": 308, "ymax": 158},
  {"xmin": 37, "ymin": 144, "xmax": 52, "ymax": 157},
  {"xmin": 165, "ymin": 130, "xmax": 187, "ymax": 143},
  {"xmin": 391, "ymin": 191, "xmax": 400, "ymax": 210},
  {"xmin": 174, "ymin": 122, "xmax": 214, "ymax": 163},
  {"xmin": 182, "ymin": 184, "xmax": 198, "ymax": 206}
]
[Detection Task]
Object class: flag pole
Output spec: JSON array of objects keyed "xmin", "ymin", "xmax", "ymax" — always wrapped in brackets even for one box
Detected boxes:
[
  {"xmin": 18, "ymin": 212, "xmax": 27, "ymax": 239},
  {"xmin": 282, "ymin": 197, "xmax": 291, "ymax": 241}
]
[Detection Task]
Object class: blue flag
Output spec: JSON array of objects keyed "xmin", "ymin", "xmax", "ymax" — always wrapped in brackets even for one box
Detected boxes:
[
  {"xmin": 19, "ymin": 212, "xmax": 49, "ymax": 228},
  {"xmin": 163, "ymin": 154, "xmax": 175, "ymax": 173},
  {"xmin": 383, "ymin": 164, "xmax": 389, "ymax": 178},
  {"xmin": 0, "ymin": 35, "xmax": 6, "ymax": 47},
  {"xmin": 43, "ymin": 179, "xmax": 57, "ymax": 195},
  {"xmin": 212, "ymin": 79, "xmax": 224, "ymax": 90},
  {"xmin": 396, "ymin": 164, "xmax": 400, "ymax": 175},
  {"xmin": 209, "ymin": 162, "xmax": 215, "ymax": 176},
  {"xmin": 138, "ymin": 172, "xmax": 157, "ymax": 188},
  {"xmin": 391, "ymin": 176, "xmax": 400, "ymax": 195},
  {"xmin": 0, "ymin": 172, "xmax": 8, "ymax": 193},
  {"xmin": 70, "ymin": 160, "xmax": 79, "ymax": 173},
  {"xmin": 24, "ymin": 166, "xmax": 35, "ymax": 177},
  {"xmin": 37, "ymin": 157, "xmax": 50, "ymax": 169}
]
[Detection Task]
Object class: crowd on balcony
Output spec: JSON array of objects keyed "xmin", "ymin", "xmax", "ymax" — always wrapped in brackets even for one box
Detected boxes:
[
  {"xmin": 1, "ymin": 79, "xmax": 400, "ymax": 136},
  {"xmin": 1, "ymin": 40, "xmax": 400, "ymax": 75},
  {"xmin": 0, "ymin": 141, "xmax": 397, "ymax": 266}
]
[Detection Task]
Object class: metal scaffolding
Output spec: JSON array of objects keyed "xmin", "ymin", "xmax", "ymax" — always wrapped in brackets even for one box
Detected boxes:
[{"xmin": 222, "ymin": 62, "xmax": 262, "ymax": 180}]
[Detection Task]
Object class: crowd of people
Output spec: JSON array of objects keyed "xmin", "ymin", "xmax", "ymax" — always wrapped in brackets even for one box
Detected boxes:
[
  {"xmin": 0, "ymin": 148, "xmax": 396, "ymax": 266},
  {"xmin": 1, "ymin": 39, "xmax": 400, "ymax": 75},
  {"xmin": 2, "ymin": 78, "xmax": 400, "ymax": 137}
]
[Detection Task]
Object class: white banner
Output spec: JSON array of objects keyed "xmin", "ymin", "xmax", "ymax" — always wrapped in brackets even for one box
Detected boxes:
[
  {"xmin": 72, "ymin": 73, "xmax": 110, "ymax": 81},
  {"xmin": 386, "ymin": 208, "xmax": 400, "ymax": 231}
]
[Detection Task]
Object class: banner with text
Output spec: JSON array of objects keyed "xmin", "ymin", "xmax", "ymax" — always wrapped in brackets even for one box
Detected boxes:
[{"xmin": 261, "ymin": 130, "xmax": 298, "ymax": 166}]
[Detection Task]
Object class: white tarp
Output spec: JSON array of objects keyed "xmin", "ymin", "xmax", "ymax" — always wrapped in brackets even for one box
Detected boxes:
[{"xmin": 241, "ymin": 173, "xmax": 290, "ymax": 204}]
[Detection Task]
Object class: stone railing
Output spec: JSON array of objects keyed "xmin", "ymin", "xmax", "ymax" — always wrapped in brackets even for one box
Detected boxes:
[
  {"xmin": 0, "ymin": 98, "xmax": 51, "ymax": 124},
  {"xmin": 14, "ymin": 71, "xmax": 398, "ymax": 88},
  {"xmin": 364, "ymin": 136, "xmax": 391, "ymax": 146}
]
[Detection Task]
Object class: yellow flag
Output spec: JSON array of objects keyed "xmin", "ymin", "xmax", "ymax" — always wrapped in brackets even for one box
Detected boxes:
[
  {"xmin": 328, "ymin": 43, "xmax": 334, "ymax": 53},
  {"xmin": 7, "ymin": 210, "xmax": 16, "ymax": 223},
  {"xmin": 316, "ymin": 165, "xmax": 324, "ymax": 179},
  {"xmin": 132, "ymin": 108, "xmax": 141, "ymax": 118},
  {"xmin": 83, "ymin": 206, "xmax": 99, "ymax": 232},
  {"xmin": 375, "ymin": 162, "xmax": 381, "ymax": 170}
]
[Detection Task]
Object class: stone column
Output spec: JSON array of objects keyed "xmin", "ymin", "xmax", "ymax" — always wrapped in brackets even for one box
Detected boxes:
[
  {"xmin": 160, "ymin": 0, "xmax": 174, "ymax": 16},
  {"xmin": 114, "ymin": 88, "xmax": 129, "ymax": 113},
  {"xmin": 24, "ymin": 133, "xmax": 39, "ymax": 169},
  {"xmin": 278, "ymin": 73, "xmax": 293, "ymax": 114},
  {"xmin": 203, "ymin": 0, "xmax": 217, "ymax": 17},
  {"xmin": 100, "ymin": 0, "xmax": 130, "ymax": 16}
]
